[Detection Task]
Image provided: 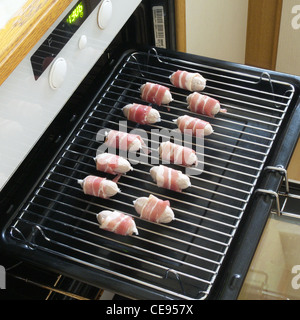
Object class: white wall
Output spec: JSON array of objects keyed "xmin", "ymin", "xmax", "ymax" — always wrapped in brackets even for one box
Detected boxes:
[
  {"xmin": 185, "ymin": 0, "xmax": 249, "ymax": 64},
  {"xmin": 185, "ymin": 0, "xmax": 300, "ymax": 75},
  {"xmin": 276, "ymin": 0, "xmax": 300, "ymax": 76}
]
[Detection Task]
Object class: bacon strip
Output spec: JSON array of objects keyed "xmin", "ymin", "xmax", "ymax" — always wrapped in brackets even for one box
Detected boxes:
[
  {"xmin": 124, "ymin": 103, "xmax": 151, "ymax": 124},
  {"xmin": 95, "ymin": 153, "xmax": 132, "ymax": 175},
  {"xmin": 104, "ymin": 130, "xmax": 148, "ymax": 153},
  {"xmin": 163, "ymin": 166, "xmax": 179, "ymax": 191},
  {"xmin": 95, "ymin": 153, "xmax": 119, "ymax": 174},
  {"xmin": 187, "ymin": 92, "xmax": 226, "ymax": 117},
  {"xmin": 159, "ymin": 141, "xmax": 197, "ymax": 166},
  {"xmin": 150, "ymin": 165, "xmax": 191, "ymax": 192},
  {"xmin": 170, "ymin": 70, "xmax": 206, "ymax": 91},
  {"xmin": 176, "ymin": 115, "xmax": 213, "ymax": 137},
  {"xmin": 139, "ymin": 195, "xmax": 170, "ymax": 223},
  {"xmin": 79, "ymin": 175, "xmax": 119, "ymax": 199},
  {"xmin": 140, "ymin": 82, "xmax": 172, "ymax": 106},
  {"xmin": 97, "ymin": 210, "xmax": 138, "ymax": 236}
]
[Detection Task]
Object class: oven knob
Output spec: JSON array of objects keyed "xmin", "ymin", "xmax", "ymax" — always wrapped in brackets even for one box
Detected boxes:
[
  {"xmin": 97, "ymin": 0, "xmax": 112, "ymax": 30},
  {"xmin": 78, "ymin": 35, "xmax": 87, "ymax": 49},
  {"xmin": 49, "ymin": 57, "xmax": 67, "ymax": 90}
]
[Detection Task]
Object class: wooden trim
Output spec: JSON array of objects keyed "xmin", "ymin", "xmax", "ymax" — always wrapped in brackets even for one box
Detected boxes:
[
  {"xmin": 245, "ymin": 0, "xmax": 283, "ymax": 70},
  {"xmin": 288, "ymin": 138, "xmax": 300, "ymax": 181},
  {"xmin": 0, "ymin": 0, "xmax": 73, "ymax": 86},
  {"xmin": 174, "ymin": 0, "xmax": 186, "ymax": 52}
]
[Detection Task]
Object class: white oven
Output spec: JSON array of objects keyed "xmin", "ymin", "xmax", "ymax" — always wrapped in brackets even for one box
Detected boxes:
[{"xmin": 0, "ymin": 0, "xmax": 141, "ymax": 191}]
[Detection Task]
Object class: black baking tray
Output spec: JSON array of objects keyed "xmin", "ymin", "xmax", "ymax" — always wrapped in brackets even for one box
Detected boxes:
[{"xmin": 1, "ymin": 46, "xmax": 300, "ymax": 300}]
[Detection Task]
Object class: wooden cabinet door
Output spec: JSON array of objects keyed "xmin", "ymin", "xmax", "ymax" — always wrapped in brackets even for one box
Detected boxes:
[{"xmin": 245, "ymin": 0, "xmax": 283, "ymax": 70}]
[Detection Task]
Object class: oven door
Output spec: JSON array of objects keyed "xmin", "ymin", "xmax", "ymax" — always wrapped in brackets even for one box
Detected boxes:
[{"xmin": 239, "ymin": 170, "xmax": 300, "ymax": 300}]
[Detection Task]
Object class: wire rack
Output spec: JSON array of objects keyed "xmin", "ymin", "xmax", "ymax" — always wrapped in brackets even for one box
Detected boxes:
[{"xmin": 8, "ymin": 48, "xmax": 295, "ymax": 299}]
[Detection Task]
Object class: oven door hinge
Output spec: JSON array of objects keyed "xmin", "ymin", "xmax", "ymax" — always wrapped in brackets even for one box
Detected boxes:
[{"xmin": 255, "ymin": 166, "xmax": 300, "ymax": 220}]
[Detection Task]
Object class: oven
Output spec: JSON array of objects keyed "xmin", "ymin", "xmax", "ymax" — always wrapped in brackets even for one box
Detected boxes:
[{"xmin": 0, "ymin": 0, "xmax": 300, "ymax": 301}]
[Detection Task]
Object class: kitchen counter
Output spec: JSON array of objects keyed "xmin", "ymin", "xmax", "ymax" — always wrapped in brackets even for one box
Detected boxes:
[{"xmin": 0, "ymin": 0, "xmax": 72, "ymax": 86}]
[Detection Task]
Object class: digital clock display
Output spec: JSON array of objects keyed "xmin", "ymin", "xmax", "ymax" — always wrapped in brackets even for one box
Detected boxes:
[{"xmin": 66, "ymin": 2, "xmax": 84, "ymax": 24}]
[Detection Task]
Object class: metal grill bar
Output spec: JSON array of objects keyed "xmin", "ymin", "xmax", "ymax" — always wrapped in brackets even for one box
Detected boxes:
[
  {"xmin": 121, "ymin": 61, "xmax": 292, "ymax": 108},
  {"xmin": 9, "ymin": 49, "xmax": 295, "ymax": 299},
  {"xmin": 71, "ymin": 136, "xmax": 258, "ymax": 187},
  {"xmin": 83, "ymin": 118, "xmax": 264, "ymax": 175},
  {"xmin": 44, "ymin": 175, "xmax": 230, "ymax": 252},
  {"xmin": 53, "ymin": 160, "xmax": 241, "ymax": 228}
]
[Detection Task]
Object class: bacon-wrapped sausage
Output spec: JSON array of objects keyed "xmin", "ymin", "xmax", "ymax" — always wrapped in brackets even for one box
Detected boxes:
[
  {"xmin": 78, "ymin": 175, "xmax": 120, "ymax": 199},
  {"xmin": 95, "ymin": 153, "xmax": 132, "ymax": 175},
  {"xmin": 140, "ymin": 82, "xmax": 172, "ymax": 106},
  {"xmin": 104, "ymin": 130, "xmax": 148, "ymax": 153},
  {"xmin": 159, "ymin": 141, "xmax": 198, "ymax": 166},
  {"xmin": 150, "ymin": 165, "xmax": 191, "ymax": 192},
  {"xmin": 175, "ymin": 115, "xmax": 213, "ymax": 137},
  {"xmin": 134, "ymin": 194, "xmax": 174, "ymax": 224},
  {"xmin": 96, "ymin": 210, "xmax": 138, "ymax": 236},
  {"xmin": 187, "ymin": 92, "xmax": 227, "ymax": 117},
  {"xmin": 170, "ymin": 70, "xmax": 206, "ymax": 92},
  {"xmin": 122, "ymin": 103, "xmax": 161, "ymax": 124}
]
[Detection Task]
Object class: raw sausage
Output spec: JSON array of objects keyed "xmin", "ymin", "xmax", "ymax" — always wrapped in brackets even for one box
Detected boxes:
[
  {"xmin": 95, "ymin": 153, "xmax": 132, "ymax": 175},
  {"xmin": 96, "ymin": 210, "xmax": 138, "ymax": 236},
  {"xmin": 175, "ymin": 115, "xmax": 213, "ymax": 137},
  {"xmin": 140, "ymin": 82, "xmax": 172, "ymax": 106},
  {"xmin": 187, "ymin": 92, "xmax": 226, "ymax": 117},
  {"xmin": 134, "ymin": 194, "xmax": 174, "ymax": 223},
  {"xmin": 150, "ymin": 165, "xmax": 191, "ymax": 192},
  {"xmin": 78, "ymin": 175, "xmax": 120, "ymax": 199},
  {"xmin": 122, "ymin": 103, "xmax": 161, "ymax": 124},
  {"xmin": 104, "ymin": 130, "xmax": 148, "ymax": 153},
  {"xmin": 159, "ymin": 141, "xmax": 198, "ymax": 166},
  {"xmin": 170, "ymin": 70, "xmax": 206, "ymax": 91}
]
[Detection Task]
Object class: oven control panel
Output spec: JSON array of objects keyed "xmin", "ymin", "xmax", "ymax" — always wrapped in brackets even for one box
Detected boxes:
[
  {"xmin": 0, "ymin": 0, "xmax": 141, "ymax": 191},
  {"xmin": 31, "ymin": 0, "xmax": 102, "ymax": 81}
]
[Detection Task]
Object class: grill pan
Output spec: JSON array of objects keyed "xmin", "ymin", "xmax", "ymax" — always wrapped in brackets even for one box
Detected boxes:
[{"xmin": 1, "ymin": 47, "xmax": 300, "ymax": 300}]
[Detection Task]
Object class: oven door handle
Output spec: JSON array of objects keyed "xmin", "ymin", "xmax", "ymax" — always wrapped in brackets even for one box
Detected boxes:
[{"xmin": 255, "ymin": 166, "xmax": 300, "ymax": 220}]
